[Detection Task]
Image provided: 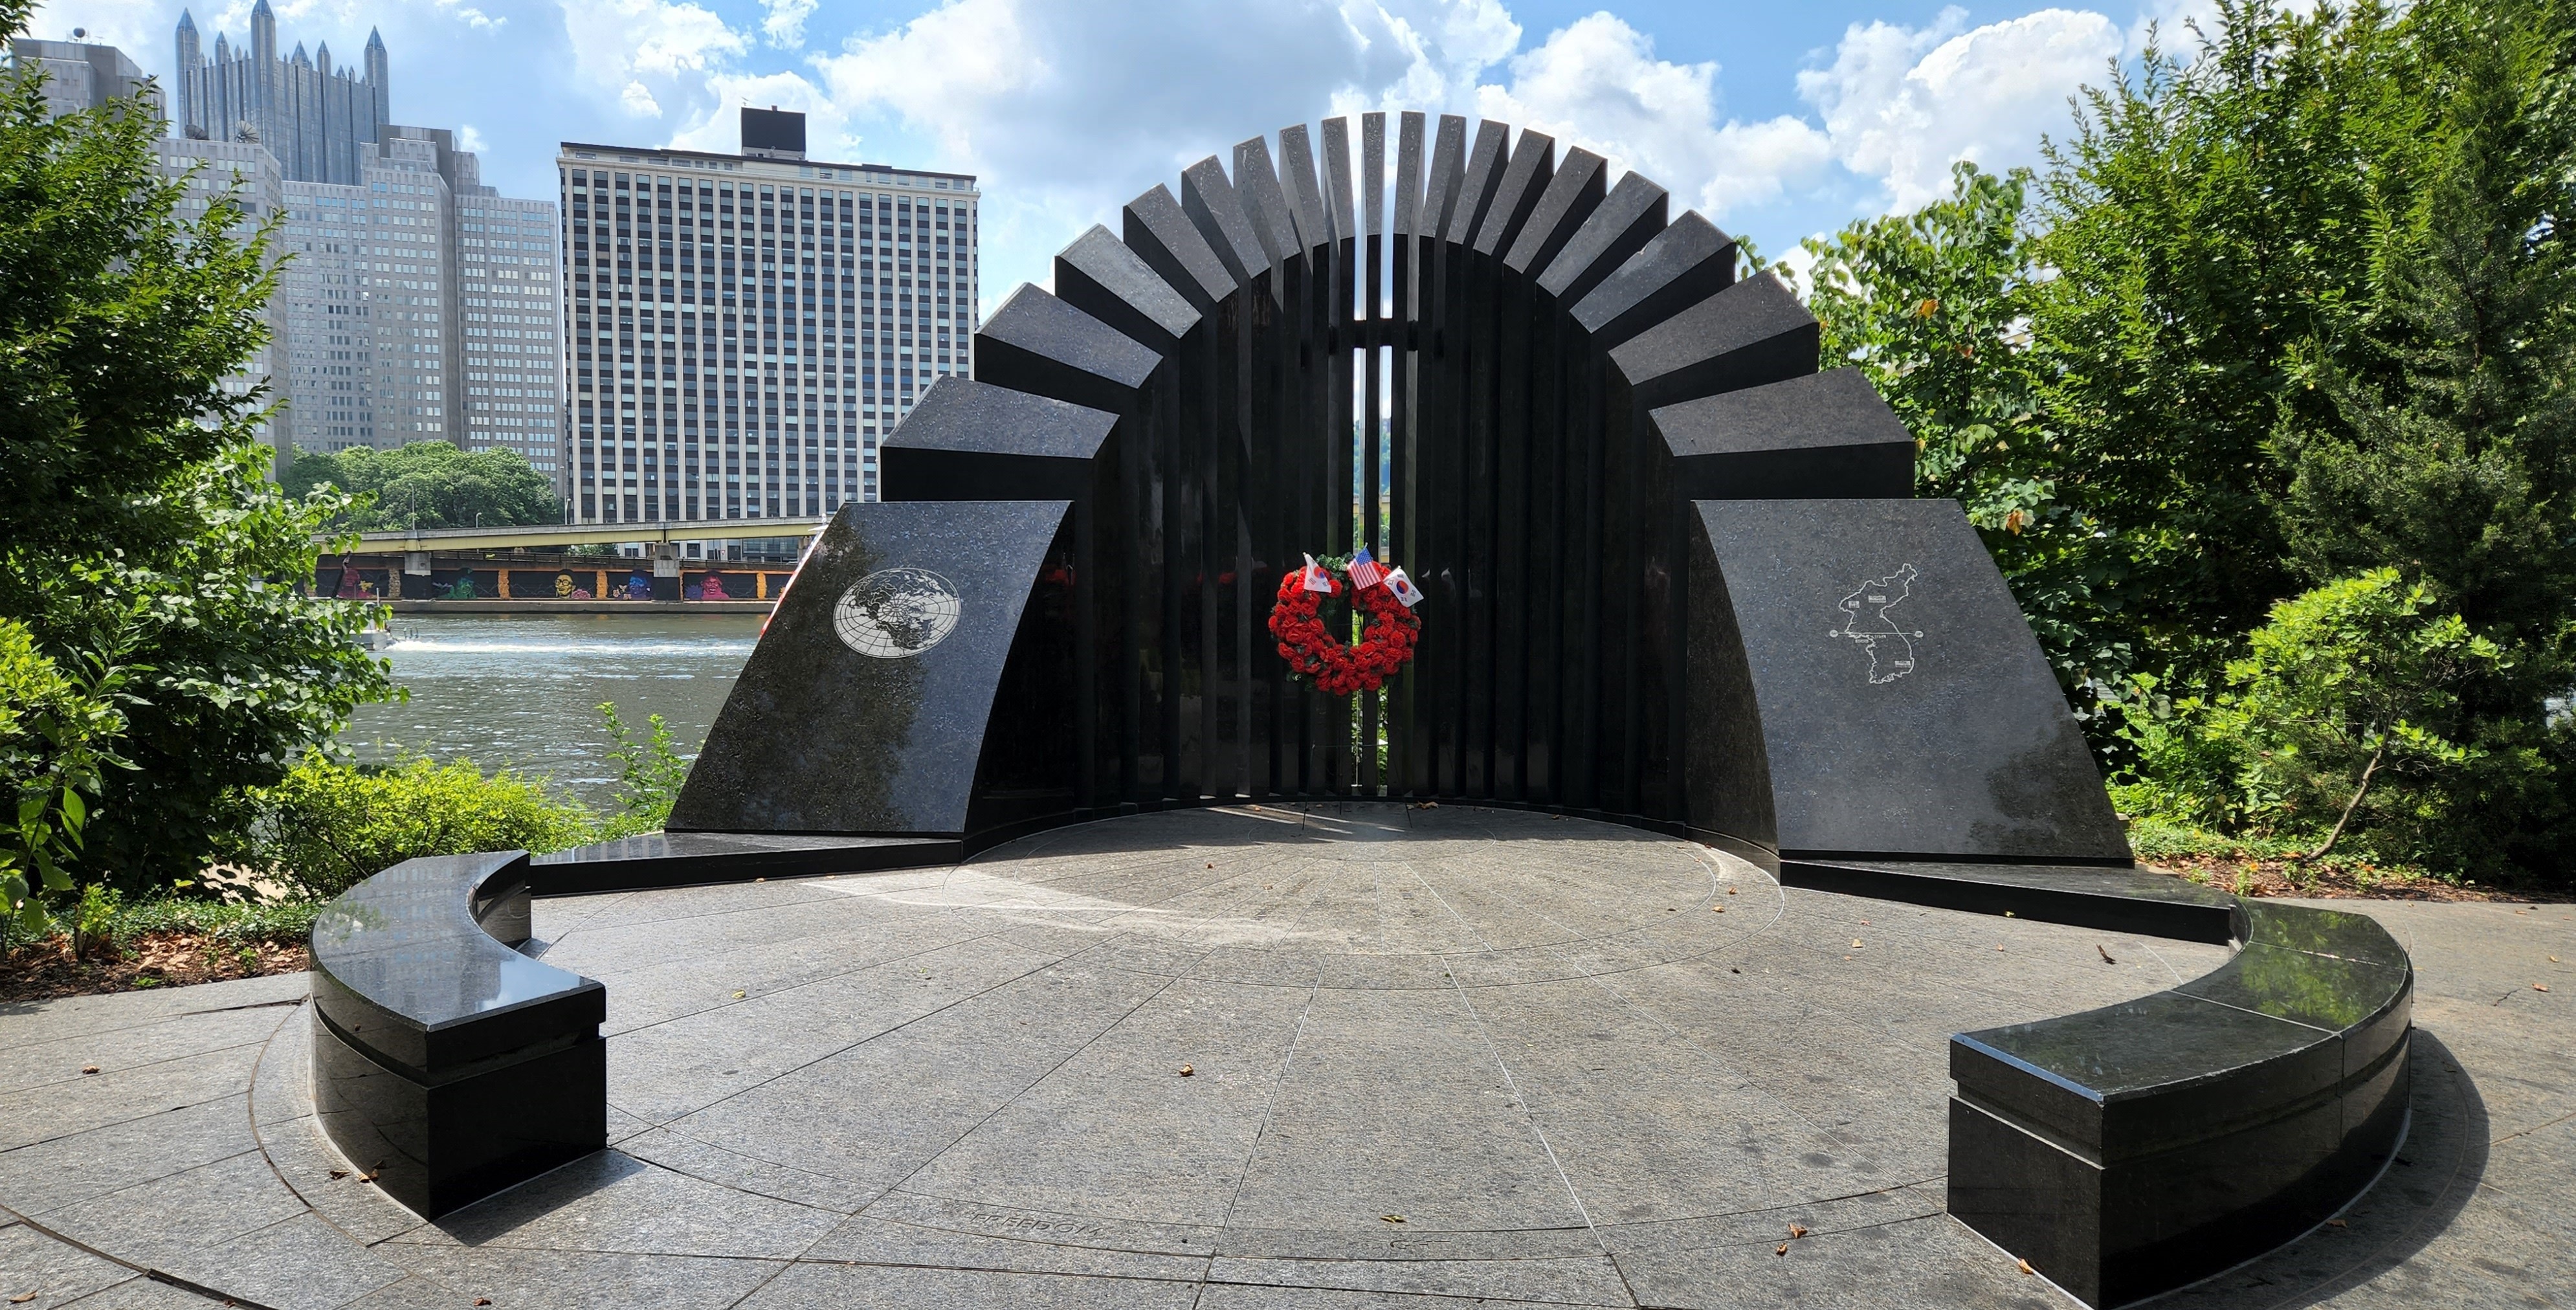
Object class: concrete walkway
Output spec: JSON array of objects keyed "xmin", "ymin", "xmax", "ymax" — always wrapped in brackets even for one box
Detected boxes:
[{"xmin": 1, "ymin": 806, "xmax": 2566, "ymax": 1309}]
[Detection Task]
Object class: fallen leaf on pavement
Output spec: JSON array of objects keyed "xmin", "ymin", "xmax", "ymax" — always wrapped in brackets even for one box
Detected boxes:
[
  {"xmin": 2538, "ymin": 984, "xmax": 2551, "ymax": 992},
  {"xmin": 329, "ymin": 1170, "xmax": 349, "ymax": 1180},
  {"xmin": 2098, "ymin": 945, "xmax": 2116, "ymax": 964},
  {"xmin": 14, "ymin": 1293, "xmax": 39, "ymax": 1303},
  {"xmin": 1775, "ymin": 1244, "xmax": 1789, "ymax": 1256},
  {"xmin": 1381, "ymin": 1214, "xmax": 1405, "ymax": 1224},
  {"xmin": 1851, "ymin": 939, "xmax": 1863, "ymax": 949},
  {"xmin": 1788, "ymin": 1225, "xmax": 1809, "ymax": 1238},
  {"xmin": 475, "ymin": 1300, "xmax": 492, "ymax": 1306},
  {"xmin": 2017, "ymin": 1258, "xmax": 2035, "ymax": 1276},
  {"xmin": 1178, "ymin": 1064, "xmax": 1194, "ymax": 1077},
  {"xmin": 731, "ymin": 990, "xmax": 746, "ymax": 999},
  {"xmin": 2326, "ymin": 1219, "xmax": 2348, "ymax": 1228},
  {"xmin": 81, "ymin": 1065, "xmax": 99, "ymax": 1074}
]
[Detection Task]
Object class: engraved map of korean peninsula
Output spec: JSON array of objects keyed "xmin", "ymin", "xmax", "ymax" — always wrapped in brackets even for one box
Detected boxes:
[{"xmin": 1830, "ymin": 564, "xmax": 1924, "ymax": 685}]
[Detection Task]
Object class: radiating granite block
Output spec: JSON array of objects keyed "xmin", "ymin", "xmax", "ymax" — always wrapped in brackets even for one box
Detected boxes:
[
  {"xmin": 881, "ymin": 380, "xmax": 1117, "ymax": 502},
  {"xmin": 970, "ymin": 285, "xmax": 1160, "ymax": 415},
  {"xmin": 1652, "ymin": 368, "xmax": 1916, "ymax": 500}
]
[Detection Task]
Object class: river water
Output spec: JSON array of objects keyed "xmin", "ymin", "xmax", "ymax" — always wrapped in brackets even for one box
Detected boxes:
[{"xmin": 340, "ymin": 614, "xmax": 762, "ymax": 806}]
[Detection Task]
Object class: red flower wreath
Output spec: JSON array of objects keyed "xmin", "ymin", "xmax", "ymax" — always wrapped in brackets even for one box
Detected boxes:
[{"xmin": 1268, "ymin": 555, "xmax": 1421, "ymax": 696}]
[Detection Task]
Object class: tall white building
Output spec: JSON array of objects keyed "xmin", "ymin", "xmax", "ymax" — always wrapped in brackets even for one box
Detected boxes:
[{"xmin": 557, "ymin": 108, "xmax": 978, "ymax": 525}]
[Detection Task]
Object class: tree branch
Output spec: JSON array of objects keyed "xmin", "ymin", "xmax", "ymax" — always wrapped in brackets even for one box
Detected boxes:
[{"xmin": 2308, "ymin": 737, "xmax": 2388, "ymax": 861}]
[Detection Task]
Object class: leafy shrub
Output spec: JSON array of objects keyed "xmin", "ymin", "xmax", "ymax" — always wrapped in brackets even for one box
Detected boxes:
[
  {"xmin": 2112, "ymin": 570, "xmax": 2555, "ymax": 875},
  {"xmin": 598, "ymin": 702, "xmax": 690, "ymax": 839},
  {"xmin": 0, "ymin": 617, "xmax": 129, "ymax": 940},
  {"xmin": 246, "ymin": 751, "xmax": 594, "ymax": 899}
]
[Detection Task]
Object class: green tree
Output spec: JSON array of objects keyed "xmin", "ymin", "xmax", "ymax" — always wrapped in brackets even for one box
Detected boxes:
[
  {"xmin": 0, "ymin": 617, "xmax": 130, "ymax": 938},
  {"xmin": 2027, "ymin": 0, "xmax": 2417, "ymax": 694},
  {"xmin": 1801, "ymin": 163, "xmax": 2131, "ymax": 693},
  {"xmin": 247, "ymin": 751, "xmax": 594, "ymax": 900},
  {"xmin": 2279, "ymin": 0, "xmax": 2576, "ymax": 683},
  {"xmin": 0, "ymin": 3, "xmax": 278, "ymax": 553},
  {"xmin": 290, "ymin": 440, "xmax": 561, "ymax": 531},
  {"xmin": 1, "ymin": 0, "xmax": 397, "ymax": 893}
]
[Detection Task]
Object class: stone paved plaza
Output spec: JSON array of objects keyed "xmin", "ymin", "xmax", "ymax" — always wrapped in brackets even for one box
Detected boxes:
[{"xmin": 1, "ymin": 805, "xmax": 2569, "ymax": 1308}]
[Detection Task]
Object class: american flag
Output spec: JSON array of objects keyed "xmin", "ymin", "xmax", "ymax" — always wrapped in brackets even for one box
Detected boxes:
[{"xmin": 1348, "ymin": 547, "xmax": 1386, "ymax": 590}]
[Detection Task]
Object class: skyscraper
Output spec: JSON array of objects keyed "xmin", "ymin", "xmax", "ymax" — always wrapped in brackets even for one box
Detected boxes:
[
  {"xmin": 10, "ymin": 36, "xmax": 157, "ymax": 121},
  {"xmin": 557, "ymin": 111, "xmax": 979, "ymax": 524},
  {"xmin": 157, "ymin": 12, "xmax": 559, "ymax": 469},
  {"xmin": 172, "ymin": 2, "xmax": 386, "ymax": 185}
]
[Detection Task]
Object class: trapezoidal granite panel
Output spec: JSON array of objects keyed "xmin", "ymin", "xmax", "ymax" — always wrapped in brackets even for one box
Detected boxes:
[
  {"xmin": 1683, "ymin": 498, "xmax": 2130, "ymax": 865},
  {"xmin": 670, "ymin": 498, "xmax": 1077, "ymax": 838}
]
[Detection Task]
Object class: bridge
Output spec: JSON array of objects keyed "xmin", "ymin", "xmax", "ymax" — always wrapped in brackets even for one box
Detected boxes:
[{"xmin": 335, "ymin": 517, "xmax": 830, "ymax": 553}]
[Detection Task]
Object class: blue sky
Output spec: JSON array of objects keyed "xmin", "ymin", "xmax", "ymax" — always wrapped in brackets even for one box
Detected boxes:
[{"xmin": 34, "ymin": 0, "xmax": 2219, "ymax": 295}]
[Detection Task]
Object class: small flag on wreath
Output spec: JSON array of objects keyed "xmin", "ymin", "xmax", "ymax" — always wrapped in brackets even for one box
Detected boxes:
[
  {"xmin": 1348, "ymin": 547, "xmax": 1386, "ymax": 590},
  {"xmin": 1300, "ymin": 553, "xmax": 1334, "ymax": 593},
  {"xmin": 1384, "ymin": 567, "xmax": 1423, "ymax": 608}
]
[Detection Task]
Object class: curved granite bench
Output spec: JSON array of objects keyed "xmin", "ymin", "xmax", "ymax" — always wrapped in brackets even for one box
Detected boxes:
[
  {"xmin": 1948, "ymin": 900, "xmax": 2414, "ymax": 1307},
  {"xmin": 309, "ymin": 850, "xmax": 605, "ymax": 1219}
]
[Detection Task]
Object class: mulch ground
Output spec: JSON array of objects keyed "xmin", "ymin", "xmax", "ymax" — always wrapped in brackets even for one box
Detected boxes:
[
  {"xmin": 0, "ymin": 932, "xmax": 310, "ymax": 1005},
  {"xmin": 2146, "ymin": 855, "xmax": 2574, "ymax": 905}
]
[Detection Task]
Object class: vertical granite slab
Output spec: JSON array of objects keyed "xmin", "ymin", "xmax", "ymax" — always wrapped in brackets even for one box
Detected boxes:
[
  {"xmin": 1652, "ymin": 369, "xmax": 1916, "ymax": 500},
  {"xmin": 671, "ymin": 500, "xmax": 1074, "ymax": 836},
  {"xmin": 1683, "ymin": 498, "xmax": 2130, "ymax": 863},
  {"xmin": 1180, "ymin": 156, "xmax": 1269, "ymax": 291}
]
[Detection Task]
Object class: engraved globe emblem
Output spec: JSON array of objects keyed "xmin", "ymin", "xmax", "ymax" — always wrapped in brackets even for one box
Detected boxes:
[{"xmin": 832, "ymin": 567, "xmax": 962, "ymax": 660}]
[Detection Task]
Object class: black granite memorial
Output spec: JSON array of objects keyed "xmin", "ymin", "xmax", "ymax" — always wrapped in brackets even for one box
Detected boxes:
[
  {"xmin": 311, "ymin": 113, "xmax": 2419, "ymax": 1304},
  {"xmin": 307, "ymin": 851, "xmax": 603, "ymax": 1219}
]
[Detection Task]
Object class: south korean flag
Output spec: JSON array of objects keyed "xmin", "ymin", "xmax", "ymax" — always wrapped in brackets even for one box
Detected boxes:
[
  {"xmin": 1383, "ymin": 566, "xmax": 1423, "ymax": 608},
  {"xmin": 1301, "ymin": 553, "xmax": 1335, "ymax": 593}
]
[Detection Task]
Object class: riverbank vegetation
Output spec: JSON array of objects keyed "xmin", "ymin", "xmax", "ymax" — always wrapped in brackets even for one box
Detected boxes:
[
  {"xmin": 1802, "ymin": 0, "xmax": 2576, "ymax": 892},
  {"xmin": 283, "ymin": 440, "xmax": 561, "ymax": 532}
]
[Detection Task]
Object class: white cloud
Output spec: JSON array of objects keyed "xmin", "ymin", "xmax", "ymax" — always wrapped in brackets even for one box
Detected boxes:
[
  {"xmin": 1798, "ymin": 6, "xmax": 2121, "ymax": 212},
  {"xmin": 432, "ymin": 0, "xmax": 504, "ymax": 30},
  {"xmin": 760, "ymin": 0, "xmax": 816, "ymax": 49},
  {"xmin": 558, "ymin": 0, "xmax": 747, "ymax": 123},
  {"xmin": 458, "ymin": 122, "xmax": 487, "ymax": 151},
  {"xmin": 1474, "ymin": 14, "xmax": 1830, "ymax": 220}
]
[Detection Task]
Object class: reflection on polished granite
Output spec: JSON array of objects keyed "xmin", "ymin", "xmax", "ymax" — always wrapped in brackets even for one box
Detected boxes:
[
  {"xmin": 309, "ymin": 850, "xmax": 606, "ymax": 1217},
  {"xmin": 2, "ymin": 809, "xmax": 2565, "ymax": 1308},
  {"xmin": 1951, "ymin": 902, "xmax": 2414, "ymax": 1306}
]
